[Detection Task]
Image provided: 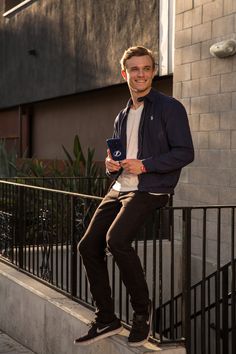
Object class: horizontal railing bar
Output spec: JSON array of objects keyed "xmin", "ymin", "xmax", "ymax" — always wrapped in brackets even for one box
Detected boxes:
[
  {"xmin": 165, "ymin": 205, "xmax": 236, "ymax": 210},
  {"xmin": 190, "ymin": 259, "xmax": 236, "ymax": 291},
  {"xmin": 0, "ymin": 180, "xmax": 235, "ymax": 209},
  {"xmin": 0, "ymin": 180, "xmax": 103, "ymax": 201},
  {"xmin": 160, "ymin": 259, "xmax": 236, "ymax": 309},
  {"xmin": 5, "ymin": 176, "xmax": 108, "ymax": 180}
]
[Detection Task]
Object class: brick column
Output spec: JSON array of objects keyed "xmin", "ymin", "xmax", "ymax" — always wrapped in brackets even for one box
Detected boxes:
[{"xmin": 173, "ymin": 0, "xmax": 236, "ymax": 206}]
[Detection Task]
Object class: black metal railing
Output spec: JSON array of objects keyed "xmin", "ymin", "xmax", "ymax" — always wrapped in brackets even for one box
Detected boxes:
[
  {"xmin": 4, "ymin": 176, "xmax": 110, "ymax": 196},
  {"xmin": 0, "ymin": 180, "xmax": 235, "ymax": 353},
  {"xmin": 159, "ymin": 206, "xmax": 236, "ymax": 354}
]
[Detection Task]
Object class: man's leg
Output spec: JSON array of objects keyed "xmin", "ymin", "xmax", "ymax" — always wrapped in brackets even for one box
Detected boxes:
[
  {"xmin": 74, "ymin": 189, "xmax": 125, "ymax": 345},
  {"xmin": 106, "ymin": 192, "xmax": 168, "ymax": 346},
  {"xmin": 106, "ymin": 192, "xmax": 168, "ymax": 313},
  {"xmin": 78, "ymin": 189, "xmax": 121, "ymax": 323}
]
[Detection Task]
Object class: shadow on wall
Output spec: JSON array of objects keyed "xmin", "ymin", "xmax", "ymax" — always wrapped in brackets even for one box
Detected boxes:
[{"xmin": 0, "ymin": 0, "xmax": 159, "ymax": 109}]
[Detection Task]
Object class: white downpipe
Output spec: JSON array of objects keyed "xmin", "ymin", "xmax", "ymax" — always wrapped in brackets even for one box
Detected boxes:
[{"xmin": 159, "ymin": 0, "xmax": 175, "ymax": 76}]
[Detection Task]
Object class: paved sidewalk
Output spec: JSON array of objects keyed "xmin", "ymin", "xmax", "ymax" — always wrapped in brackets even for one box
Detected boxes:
[{"xmin": 0, "ymin": 330, "xmax": 35, "ymax": 354}]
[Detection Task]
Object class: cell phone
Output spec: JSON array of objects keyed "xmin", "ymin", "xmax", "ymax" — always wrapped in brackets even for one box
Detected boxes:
[{"xmin": 106, "ymin": 138, "xmax": 126, "ymax": 161}]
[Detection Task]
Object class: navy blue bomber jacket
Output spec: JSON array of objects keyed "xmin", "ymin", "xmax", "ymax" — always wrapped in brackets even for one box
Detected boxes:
[{"xmin": 109, "ymin": 88, "xmax": 194, "ymax": 195}]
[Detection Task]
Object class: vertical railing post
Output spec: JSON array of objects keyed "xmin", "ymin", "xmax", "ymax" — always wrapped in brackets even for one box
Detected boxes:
[
  {"xmin": 231, "ymin": 207, "xmax": 236, "ymax": 354},
  {"xmin": 182, "ymin": 208, "xmax": 192, "ymax": 354},
  {"xmin": 17, "ymin": 186, "xmax": 24, "ymax": 270},
  {"xmin": 222, "ymin": 267, "xmax": 229, "ymax": 354},
  {"xmin": 70, "ymin": 196, "xmax": 77, "ymax": 298},
  {"xmin": 158, "ymin": 208, "xmax": 163, "ymax": 342}
]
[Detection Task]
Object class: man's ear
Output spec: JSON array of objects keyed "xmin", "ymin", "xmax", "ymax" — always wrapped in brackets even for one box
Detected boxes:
[
  {"xmin": 121, "ymin": 70, "xmax": 127, "ymax": 81},
  {"xmin": 152, "ymin": 66, "xmax": 157, "ymax": 78}
]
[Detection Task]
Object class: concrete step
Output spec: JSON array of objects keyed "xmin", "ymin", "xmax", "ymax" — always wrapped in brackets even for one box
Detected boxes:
[
  {"xmin": 0, "ymin": 330, "xmax": 35, "ymax": 354},
  {"xmin": 0, "ymin": 261, "xmax": 186, "ymax": 354}
]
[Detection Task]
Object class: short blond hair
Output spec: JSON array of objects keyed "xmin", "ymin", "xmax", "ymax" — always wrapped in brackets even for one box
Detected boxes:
[{"xmin": 120, "ymin": 46, "xmax": 156, "ymax": 70}]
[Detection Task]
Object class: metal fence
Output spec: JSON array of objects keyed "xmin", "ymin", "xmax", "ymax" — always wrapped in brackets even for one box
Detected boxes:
[
  {"xmin": 160, "ymin": 207, "xmax": 236, "ymax": 354},
  {"xmin": 0, "ymin": 179, "xmax": 235, "ymax": 354},
  {"xmin": 4, "ymin": 176, "xmax": 110, "ymax": 196}
]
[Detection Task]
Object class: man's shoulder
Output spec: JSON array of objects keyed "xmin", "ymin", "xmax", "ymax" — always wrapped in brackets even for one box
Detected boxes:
[
  {"xmin": 151, "ymin": 89, "xmax": 182, "ymax": 107},
  {"xmin": 154, "ymin": 91, "xmax": 187, "ymax": 119}
]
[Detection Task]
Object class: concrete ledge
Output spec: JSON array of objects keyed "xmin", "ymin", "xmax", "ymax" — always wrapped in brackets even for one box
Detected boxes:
[
  {"xmin": 0, "ymin": 262, "xmax": 186, "ymax": 354},
  {"xmin": 0, "ymin": 329, "xmax": 35, "ymax": 354}
]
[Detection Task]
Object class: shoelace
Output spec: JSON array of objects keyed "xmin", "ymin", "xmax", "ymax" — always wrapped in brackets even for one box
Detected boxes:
[{"xmin": 87, "ymin": 321, "xmax": 96, "ymax": 327}]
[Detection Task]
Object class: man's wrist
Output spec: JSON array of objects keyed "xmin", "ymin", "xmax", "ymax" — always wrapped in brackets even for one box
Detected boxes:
[{"xmin": 140, "ymin": 162, "xmax": 147, "ymax": 173}]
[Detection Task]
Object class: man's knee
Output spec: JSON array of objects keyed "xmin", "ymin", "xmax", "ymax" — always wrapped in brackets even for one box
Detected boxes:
[
  {"xmin": 77, "ymin": 236, "xmax": 89, "ymax": 256},
  {"xmin": 78, "ymin": 232, "xmax": 107, "ymax": 259},
  {"xmin": 106, "ymin": 230, "xmax": 126, "ymax": 254}
]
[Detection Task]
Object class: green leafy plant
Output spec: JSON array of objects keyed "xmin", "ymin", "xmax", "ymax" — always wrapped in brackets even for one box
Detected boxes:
[
  {"xmin": 17, "ymin": 135, "xmax": 109, "ymax": 196},
  {"xmin": 20, "ymin": 159, "xmax": 47, "ymax": 177},
  {"xmin": 62, "ymin": 134, "xmax": 101, "ymax": 177},
  {"xmin": 0, "ymin": 139, "xmax": 17, "ymax": 177},
  {"xmin": 61, "ymin": 135, "xmax": 108, "ymax": 195}
]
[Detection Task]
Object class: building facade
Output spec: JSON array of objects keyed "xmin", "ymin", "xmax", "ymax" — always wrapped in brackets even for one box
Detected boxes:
[{"xmin": 0, "ymin": 0, "xmax": 173, "ymax": 161}]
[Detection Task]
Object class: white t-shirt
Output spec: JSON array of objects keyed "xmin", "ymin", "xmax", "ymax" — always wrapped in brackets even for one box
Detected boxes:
[{"xmin": 113, "ymin": 104, "xmax": 143, "ymax": 192}]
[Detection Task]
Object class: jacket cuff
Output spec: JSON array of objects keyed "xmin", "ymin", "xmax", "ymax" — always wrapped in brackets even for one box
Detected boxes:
[{"xmin": 141, "ymin": 159, "xmax": 151, "ymax": 172}]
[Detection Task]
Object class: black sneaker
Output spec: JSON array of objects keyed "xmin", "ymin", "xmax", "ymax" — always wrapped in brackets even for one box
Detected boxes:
[
  {"xmin": 128, "ymin": 301, "xmax": 153, "ymax": 347},
  {"xmin": 74, "ymin": 318, "xmax": 123, "ymax": 345}
]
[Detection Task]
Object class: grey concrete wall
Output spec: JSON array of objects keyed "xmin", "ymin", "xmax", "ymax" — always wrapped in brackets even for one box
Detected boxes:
[
  {"xmin": 0, "ymin": 261, "xmax": 186, "ymax": 354},
  {"xmin": 0, "ymin": 0, "xmax": 159, "ymax": 109},
  {"xmin": 8, "ymin": 239, "xmax": 183, "ymax": 321},
  {"xmin": 32, "ymin": 84, "xmax": 130, "ymax": 161},
  {"xmin": 31, "ymin": 77, "xmax": 172, "ymax": 161}
]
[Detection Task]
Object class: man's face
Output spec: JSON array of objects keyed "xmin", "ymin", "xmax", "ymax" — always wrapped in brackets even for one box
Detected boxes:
[{"xmin": 121, "ymin": 55, "xmax": 155, "ymax": 95}]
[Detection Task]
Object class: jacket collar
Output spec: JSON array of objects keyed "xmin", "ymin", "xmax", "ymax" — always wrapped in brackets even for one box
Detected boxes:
[{"xmin": 125, "ymin": 88, "xmax": 157, "ymax": 109}]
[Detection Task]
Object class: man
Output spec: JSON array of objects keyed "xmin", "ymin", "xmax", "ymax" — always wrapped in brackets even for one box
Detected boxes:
[{"xmin": 74, "ymin": 46, "xmax": 194, "ymax": 347}]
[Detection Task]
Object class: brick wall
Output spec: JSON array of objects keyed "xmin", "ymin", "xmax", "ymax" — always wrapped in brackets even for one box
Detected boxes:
[
  {"xmin": 174, "ymin": 0, "xmax": 236, "ymax": 266},
  {"xmin": 174, "ymin": 0, "xmax": 236, "ymax": 207}
]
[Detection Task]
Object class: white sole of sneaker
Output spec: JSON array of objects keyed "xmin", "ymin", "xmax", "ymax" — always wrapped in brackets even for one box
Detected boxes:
[
  {"xmin": 74, "ymin": 326, "xmax": 123, "ymax": 346},
  {"xmin": 128, "ymin": 338, "xmax": 149, "ymax": 347}
]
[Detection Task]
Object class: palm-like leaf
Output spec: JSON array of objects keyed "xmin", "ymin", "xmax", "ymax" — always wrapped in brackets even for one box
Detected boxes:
[{"xmin": 73, "ymin": 135, "xmax": 86, "ymax": 167}]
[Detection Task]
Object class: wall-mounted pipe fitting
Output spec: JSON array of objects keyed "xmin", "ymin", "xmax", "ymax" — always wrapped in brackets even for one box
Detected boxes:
[{"xmin": 210, "ymin": 39, "xmax": 236, "ymax": 58}]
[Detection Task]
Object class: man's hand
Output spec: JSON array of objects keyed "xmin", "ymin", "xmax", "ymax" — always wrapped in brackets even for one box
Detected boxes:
[
  {"xmin": 120, "ymin": 159, "xmax": 145, "ymax": 175},
  {"xmin": 105, "ymin": 149, "xmax": 121, "ymax": 173}
]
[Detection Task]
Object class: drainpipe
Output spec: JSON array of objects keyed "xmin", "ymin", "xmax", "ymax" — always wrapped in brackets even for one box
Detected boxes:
[{"xmin": 18, "ymin": 105, "xmax": 23, "ymax": 157}]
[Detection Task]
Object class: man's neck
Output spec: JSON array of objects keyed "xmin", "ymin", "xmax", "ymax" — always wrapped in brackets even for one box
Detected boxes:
[{"xmin": 130, "ymin": 88, "xmax": 151, "ymax": 109}]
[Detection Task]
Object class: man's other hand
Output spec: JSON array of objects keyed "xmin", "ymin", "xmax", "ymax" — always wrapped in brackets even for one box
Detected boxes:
[
  {"xmin": 120, "ymin": 159, "xmax": 144, "ymax": 175},
  {"xmin": 105, "ymin": 149, "xmax": 121, "ymax": 172}
]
